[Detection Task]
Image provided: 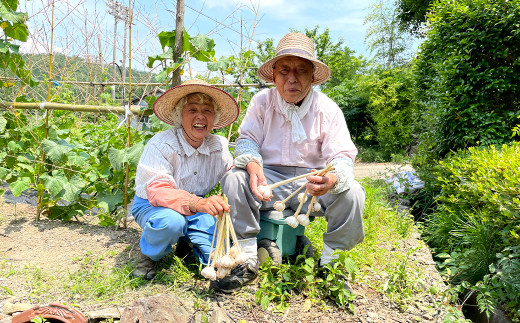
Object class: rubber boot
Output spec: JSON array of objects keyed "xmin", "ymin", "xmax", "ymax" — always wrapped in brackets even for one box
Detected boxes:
[{"xmin": 132, "ymin": 250, "xmax": 156, "ymax": 280}]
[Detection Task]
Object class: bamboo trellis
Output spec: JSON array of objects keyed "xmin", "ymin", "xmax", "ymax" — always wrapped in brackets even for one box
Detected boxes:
[
  {"xmin": 0, "ymin": 102, "xmax": 151, "ymax": 115},
  {"xmin": 0, "ymin": 0, "xmax": 270, "ymax": 226},
  {"xmin": 0, "ymin": 77, "xmax": 274, "ymax": 88}
]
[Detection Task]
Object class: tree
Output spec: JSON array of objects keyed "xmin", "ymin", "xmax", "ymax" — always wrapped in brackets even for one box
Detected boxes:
[
  {"xmin": 366, "ymin": 66, "xmax": 417, "ymax": 159},
  {"xmin": 394, "ymin": 0, "xmax": 434, "ymax": 34},
  {"xmin": 364, "ymin": 0, "xmax": 412, "ymax": 68},
  {"xmin": 414, "ymin": 0, "xmax": 520, "ymax": 168}
]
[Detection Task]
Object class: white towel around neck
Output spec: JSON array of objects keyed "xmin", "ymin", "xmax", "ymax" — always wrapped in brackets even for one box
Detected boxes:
[{"xmin": 276, "ymin": 89, "xmax": 314, "ymax": 144}]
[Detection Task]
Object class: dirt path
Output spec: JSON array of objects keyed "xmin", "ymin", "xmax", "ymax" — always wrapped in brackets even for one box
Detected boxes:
[{"xmin": 354, "ymin": 162, "xmax": 414, "ymax": 180}]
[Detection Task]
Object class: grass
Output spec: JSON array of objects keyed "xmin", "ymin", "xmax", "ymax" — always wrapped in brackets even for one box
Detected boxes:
[{"xmin": 0, "ymin": 178, "xmax": 470, "ymax": 321}]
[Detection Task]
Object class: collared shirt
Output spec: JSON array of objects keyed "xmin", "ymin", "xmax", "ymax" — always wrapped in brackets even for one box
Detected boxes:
[
  {"xmin": 234, "ymin": 88, "xmax": 357, "ymax": 193},
  {"xmin": 237, "ymin": 87, "xmax": 357, "ymax": 167},
  {"xmin": 134, "ymin": 127, "xmax": 233, "ymax": 200}
]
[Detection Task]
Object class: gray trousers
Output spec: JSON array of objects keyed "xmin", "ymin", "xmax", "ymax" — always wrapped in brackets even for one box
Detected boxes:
[{"xmin": 221, "ymin": 165, "xmax": 365, "ymax": 251}]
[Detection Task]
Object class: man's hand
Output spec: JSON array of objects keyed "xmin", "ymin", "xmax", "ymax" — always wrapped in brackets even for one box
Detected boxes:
[
  {"xmin": 247, "ymin": 161, "xmax": 271, "ymax": 201},
  {"xmin": 195, "ymin": 195, "xmax": 230, "ymax": 217},
  {"xmin": 306, "ymin": 170, "xmax": 337, "ymax": 196}
]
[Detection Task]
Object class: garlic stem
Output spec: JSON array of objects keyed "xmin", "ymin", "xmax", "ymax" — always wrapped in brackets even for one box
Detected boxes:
[
  {"xmin": 280, "ymin": 181, "xmax": 307, "ymax": 204},
  {"xmin": 267, "ymin": 163, "xmax": 335, "ymax": 190},
  {"xmin": 207, "ymin": 220, "xmax": 219, "ymax": 268},
  {"xmin": 268, "ymin": 170, "xmax": 321, "ymax": 190},
  {"xmin": 306, "ymin": 196, "xmax": 317, "ymax": 217},
  {"xmin": 225, "ymin": 214, "xmax": 231, "ymax": 255},
  {"xmin": 293, "ymin": 188, "xmax": 308, "ymax": 218}
]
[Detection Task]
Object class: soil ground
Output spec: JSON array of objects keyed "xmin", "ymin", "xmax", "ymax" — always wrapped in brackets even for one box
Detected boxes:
[{"xmin": 0, "ymin": 163, "xmax": 464, "ymax": 322}]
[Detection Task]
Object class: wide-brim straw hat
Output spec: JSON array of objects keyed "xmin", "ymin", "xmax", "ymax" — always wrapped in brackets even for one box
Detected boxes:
[
  {"xmin": 153, "ymin": 79, "xmax": 239, "ymax": 129},
  {"xmin": 257, "ymin": 33, "xmax": 331, "ymax": 85}
]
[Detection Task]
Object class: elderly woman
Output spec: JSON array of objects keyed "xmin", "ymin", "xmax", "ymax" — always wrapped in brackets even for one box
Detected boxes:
[{"xmin": 131, "ymin": 79, "xmax": 239, "ymax": 279}]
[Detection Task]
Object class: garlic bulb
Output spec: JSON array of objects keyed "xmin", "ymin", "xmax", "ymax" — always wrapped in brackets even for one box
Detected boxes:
[
  {"xmin": 312, "ymin": 201, "xmax": 322, "ymax": 212},
  {"xmin": 273, "ymin": 201, "xmax": 286, "ymax": 212},
  {"xmin": 285, "ymin": 215, "xmax": 299, "ymax": 228},
  {"xmin": 296, "ymin": 214, "xmax": 310, "ymax": 226},
  {"xmin": 216, "ymin": 267, "xmax": 231, "ymax": 279},
  {"xmin": 219, "ymin": 254, "xmax": 236, "ymax": 268},
  {"xmin": 257, "ymin": 185, "xmax": 272, "ymax": 199},
  {"xmin": 201, "ymin": 267, "xmax": 217, "ymax": 280},
  {"xmin": 235, "ymin": 252, "xmax": 249, "ymax": 264},
  {"xmin": 298, "ymin": 193, "xmax": 308, "ymax": 203},
  {"xmin": 229, "ymin": 245, "xmax": 240, "ymax": 258}
]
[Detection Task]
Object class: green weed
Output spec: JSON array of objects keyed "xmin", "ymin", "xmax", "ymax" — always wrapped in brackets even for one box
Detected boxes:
[
  {"xmin": 255, "ymin": 253, "xmax": 356, "ymax": 312},
  {"xmin": 30, "ymin": 316, "xmax": 49, "ymax": 323}
]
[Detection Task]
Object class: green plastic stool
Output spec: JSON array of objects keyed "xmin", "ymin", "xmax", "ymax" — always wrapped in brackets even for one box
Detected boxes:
[{"xmin": 257, "ymin": 209, "xmax": 316, "ymax": 264}]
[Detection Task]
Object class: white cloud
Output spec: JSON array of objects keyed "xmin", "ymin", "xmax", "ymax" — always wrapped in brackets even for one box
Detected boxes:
[
  {"xmin": 205, "ymin": 0, "xmax": 286, "ymax": 10},
  {"xmin": 19, "ymin": 37, "xmax": 65, "ymax": 55}
]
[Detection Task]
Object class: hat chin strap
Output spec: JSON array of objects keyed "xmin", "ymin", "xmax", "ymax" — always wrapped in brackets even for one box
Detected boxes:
[
  {"xmin": 292, "ymin": 80, "xmax": 313, "ymax": 106},
  {"xmin": 181, "ymin": 125, "xmax": 203, "ymax": 144}
]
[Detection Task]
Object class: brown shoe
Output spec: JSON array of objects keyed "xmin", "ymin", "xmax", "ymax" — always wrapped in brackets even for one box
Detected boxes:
[{"xmin": 132, "ymin": 250, "xmax": 156, "ymax": 280}]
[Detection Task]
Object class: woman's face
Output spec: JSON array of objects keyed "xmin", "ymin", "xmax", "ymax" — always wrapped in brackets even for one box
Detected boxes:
[{"xmin": 181, "ymin": 94, "xmax": 216, "ymax": 148}]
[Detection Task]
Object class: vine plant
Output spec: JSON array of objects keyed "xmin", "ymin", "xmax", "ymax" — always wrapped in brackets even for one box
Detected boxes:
[
  {"xmin": 0, "ymin": 110, "xmax": 159, "ymax": 225},
  {"xmin": 0, "ymin": 0, "xmax": 37, "ymax": 89}
]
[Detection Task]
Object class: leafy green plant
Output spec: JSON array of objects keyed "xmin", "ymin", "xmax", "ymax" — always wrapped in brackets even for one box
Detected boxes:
[
  {"xmin": 0, "ymin": 0, "xmax": 38, "ymax": 89},
  {"xmin": 422, "ymin": 143, "xmax": 520, "ymax": 320},
  {"xmin": 382, "ymin": 247, "xmax": 423, "ymax": 303},
  {"xmin": 255, "ymin": 252, "xmax": 357, "ymax": 312},
  {"xmin": 472, "ymin": 246, "xmax": 520, "ymax": 321},
  {"xmin": 0, "ymin": 110, "xmax": 156, "ymax": 224},
  {"xmin": 366, "ymin": 66, "xmax": 418, "ymax": 160},
  {"xmin": 413, "ymin": 0, "xmax": 520, "ymax": 172},
  {"xmin": 30, "ymin": 316, "xmax": 49, "ymax": 323},
  {"xmin": 0, "ymin": 284, "xmax": 12, "ymax": 295},
  {"xmin": 146, "ymin": 30, "xmax": 215, "ymax": 84}
]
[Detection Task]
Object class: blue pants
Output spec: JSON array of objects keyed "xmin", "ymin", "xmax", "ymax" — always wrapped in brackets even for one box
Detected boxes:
[{"xmin": 131, "ymin": 196, "xmax": 216, "ymax": 265}]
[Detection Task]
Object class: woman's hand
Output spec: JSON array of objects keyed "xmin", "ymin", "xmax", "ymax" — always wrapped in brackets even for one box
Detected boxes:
[
  {"xmin": 247, "ymin": 161, "xmax": 271, "ymax": 201},
  {"xmin": 194, "ymin": 195, "xmax": 230, "ymax": 216},
  {"xmin": 306, "ymin": 170, "xmax": 336, "ymax": 196}
]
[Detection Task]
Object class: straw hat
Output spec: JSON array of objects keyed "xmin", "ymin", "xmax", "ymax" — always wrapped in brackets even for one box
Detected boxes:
[
  {"xmin": 257, "ymin": 33, "xmax": 331, "ymax": 85},
  {"xmin": 153, "ymin": 79, "xmax": 239, "ymax": 129}
]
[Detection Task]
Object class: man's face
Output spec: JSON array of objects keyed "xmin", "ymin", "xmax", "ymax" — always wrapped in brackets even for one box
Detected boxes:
[{"xmin": 273, "ymin": 56, "xmax": 314, "ymax": 104}]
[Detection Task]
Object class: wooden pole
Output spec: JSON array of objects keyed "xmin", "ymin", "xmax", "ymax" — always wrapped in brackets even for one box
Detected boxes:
[
  {"xmin": 122, "ymin": 2, "xmax": 133, "ymax": 229},
  {"xmin": 37, "ymin": 0, "xmax": 56, "ymax": 220},
  {"xmin": 112, "ymin": 18, "xmax": 118, "ymax": 100},
  {"xmin": 1, "ymin": 102, "xmax": 150, "ymax": 115},
  {"xmin": 172, "ymin": 0, "xmax": 184, "ymax": 87}
]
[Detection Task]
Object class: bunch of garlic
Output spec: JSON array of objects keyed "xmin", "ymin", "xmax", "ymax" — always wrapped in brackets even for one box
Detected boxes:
[
  {"xmin": 264, "ymin": 163, "xmax": 334, "ymax": 228},
  {"xmin": 201, "ymin": 195, "xmax": 249, "ymax": 281}
]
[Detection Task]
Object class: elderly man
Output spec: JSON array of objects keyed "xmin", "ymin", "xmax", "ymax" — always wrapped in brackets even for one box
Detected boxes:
[{"xmin": 211, "ymin": 33, "xmax": 365, "ymax": 293}]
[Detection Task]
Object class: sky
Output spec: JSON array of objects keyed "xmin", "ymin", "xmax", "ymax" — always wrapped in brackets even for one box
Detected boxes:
[
  {"xmin": 177, "ymin": 0, "xmax": 375, "ymax": 57},
  {"xmin": 18, "ymin": 0, "xmax": 383, "ymax": 77}
]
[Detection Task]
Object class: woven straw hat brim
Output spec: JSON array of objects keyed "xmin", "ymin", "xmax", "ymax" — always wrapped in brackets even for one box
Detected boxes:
[
  {"xmin": 153, "ymin": 83, "xmax": 239, "ymax": 129},
  {"xmin": 257, "ymin": 53, "xmax": 331, "ymax": 85}
]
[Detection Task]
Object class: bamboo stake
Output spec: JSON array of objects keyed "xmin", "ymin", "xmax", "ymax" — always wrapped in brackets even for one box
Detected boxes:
[
  {"xmin": 36, "ymin": 0, "xmax": 56, "ymax": 220},
  {"xmin": 1, "ymin": 102, "xmax": 150, "ymax": 115},
  {"xmin": 0, "ymin": 79, "xmax": 275, "ymax": 88},
  {"xmin": 122, "ymin": 2, "xmax": 133, "ymax": 229}
]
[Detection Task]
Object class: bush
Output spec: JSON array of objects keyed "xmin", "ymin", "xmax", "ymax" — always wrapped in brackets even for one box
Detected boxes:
[{"xmin": 423, "ymin": 142, "xmax": 520, "ymax": 318}]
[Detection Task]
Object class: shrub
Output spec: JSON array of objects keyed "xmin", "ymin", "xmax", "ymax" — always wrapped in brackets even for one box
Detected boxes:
[{"xmin": 423, "ymin": 142, "xmax": 520, "ymax": 318}]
